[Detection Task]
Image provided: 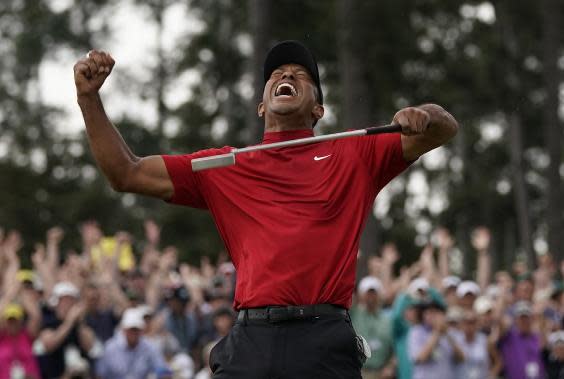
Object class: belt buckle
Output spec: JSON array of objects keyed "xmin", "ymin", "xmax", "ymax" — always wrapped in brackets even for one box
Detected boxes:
[
  {"xmin": 288, "ymin": 305, "xmax": 307, "ymax": 319},
  {"xmin": 266, "ymin": 306, "xmax": 286, "ymax": 323}
]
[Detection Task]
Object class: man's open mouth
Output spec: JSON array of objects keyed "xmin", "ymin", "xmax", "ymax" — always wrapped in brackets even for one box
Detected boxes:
[{"xmin": 275, "ymin": 83, "xmax": 298, "ymax": 97}]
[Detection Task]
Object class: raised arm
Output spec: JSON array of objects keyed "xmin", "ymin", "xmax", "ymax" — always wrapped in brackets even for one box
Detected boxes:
[
  {"xmin": 393, "ymin": 104, "xmax": 459, "ymax": 161},
  {"xmin": 74, "ymin": 50, "xmax": 173, "ymax": 200}
]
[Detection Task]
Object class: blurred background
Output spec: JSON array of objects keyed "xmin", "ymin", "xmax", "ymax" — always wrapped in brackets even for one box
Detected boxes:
[
  {"xmin": 1, "ymin": 1, "xmax": 564, "ymax": 379},
  {"xmin": 1, "ymin": 0, "xmax": 563, "ymax": 275}
]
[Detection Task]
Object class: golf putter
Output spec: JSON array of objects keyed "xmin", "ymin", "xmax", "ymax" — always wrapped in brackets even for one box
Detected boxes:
[{"xmin": 191, "ymin": 123, "xmax": 402, "ymax": 171}]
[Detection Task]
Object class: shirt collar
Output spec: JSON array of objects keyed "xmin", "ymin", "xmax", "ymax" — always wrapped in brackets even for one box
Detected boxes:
[{"xmin": 262, "ymin": 129, "xmax": 314, "ymax": 144}]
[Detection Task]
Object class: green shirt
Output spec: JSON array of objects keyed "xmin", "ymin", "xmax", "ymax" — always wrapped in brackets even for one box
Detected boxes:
[{"xmin": 350, "ymin": 305, "xmax": 393, "ymax": 370}]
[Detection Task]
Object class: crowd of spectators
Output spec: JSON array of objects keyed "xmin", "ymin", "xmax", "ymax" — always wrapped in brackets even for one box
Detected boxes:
[{"xmin": 0, "ymin": 222, "xmax": 562, "ymax": 379}]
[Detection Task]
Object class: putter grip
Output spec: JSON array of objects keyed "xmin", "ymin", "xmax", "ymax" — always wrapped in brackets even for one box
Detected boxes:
[{"xmin": 365, "ymin": 123, "xmax": 402, "ymax": 135}]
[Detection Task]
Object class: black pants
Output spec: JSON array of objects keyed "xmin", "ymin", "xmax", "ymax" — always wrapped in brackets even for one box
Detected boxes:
[{"xmin": 210, "ymin": 313, "xmax": 363, "ymax": 379}]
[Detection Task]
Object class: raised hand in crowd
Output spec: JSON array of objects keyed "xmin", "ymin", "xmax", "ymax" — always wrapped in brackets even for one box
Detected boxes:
[
  {"xmin": 46, "ymin": 226, "xmax": 64, "ymax": 269},
  {"xmin": 1, "ymin": 230, "xmax": 22, "ymax": 296},
  {"xmin": 20, "ymin": 287, "xmax": 42, "ymax": 338},
  {"xmin": 380, "ymin": 243, "xmax": 400, "ymax": 302},
  {"xmin": 79, "ymin": 220, "xmax": 102, "ymax": 257},
  {"xmin": 472, "ymin": 226, "xmax": 492, "ymax": 290},
  {"xmin": 144, "ymin": 219, "xmax": 161, "ymax": 250},
  {"xmin": 419, "ymin": 243, "xmax": 437, "ymax": 286},
  {"xmin": 433, "ymin": 226, "xmax": 454, "ymax": 279}
]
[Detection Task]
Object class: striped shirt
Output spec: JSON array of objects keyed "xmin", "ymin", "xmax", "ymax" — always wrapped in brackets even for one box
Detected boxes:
[{"xmin": 96, "ymin": 332, "xmax": 166, "ymax": 379}]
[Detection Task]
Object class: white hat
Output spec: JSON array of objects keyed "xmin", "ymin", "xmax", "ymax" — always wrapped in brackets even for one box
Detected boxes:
[
  {"xmin": 456, "ymin": 281, "xmax": 480, "ymax": 298},
  {"xmin": 121, "ymin": 308, "xmax": 145, "ymax": 330},
  {"xmin": 513, "ymin": 301, "xmax": 532, "ymax": 317},
  {"xmin": 408, "ymin": 277, "xmax": 430, "ymax": 298},
  {"xmin": 50, "ymin": 282, "xmax": 79, "ymax": 306},
  {"xmin": 446, "ymin": 306, "xmax": 464, "ymax": 322},
  {"xmin": 474, "ymin": 296, "xmax": 494, "ymax": 314},
  {"xmin": 136, "ymin": 305, "xmax": 153, "ymax": 318},
  {"xmin": 358, "ymin": 276, "xmax": 382, "ymax": 295},
  {"xmin": 485, "ymin": 284, "xmax": 500, "ymax": 299},
  {"xmin": 548, "ymin": 331, "xmax": 564, "ymax": 347},
  {"xmin": 442, "ymin": 276, "xmax": 461, "ymax": 289}
]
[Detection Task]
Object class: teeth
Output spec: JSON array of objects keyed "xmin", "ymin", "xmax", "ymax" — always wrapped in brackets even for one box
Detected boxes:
[{"xmin": 275, "ymin": 83, "xmax": 297, "ymax": 96}]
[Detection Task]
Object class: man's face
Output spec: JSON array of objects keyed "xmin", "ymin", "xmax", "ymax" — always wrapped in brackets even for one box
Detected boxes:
[
  {"xmin": 515, "ymin": 314, "xmax": 532, "ymax": 333},
  {"xmin": 124, "ymin": 327, "xmax": 142, "ymax": 348},
  {"xmin": 259, "ymin": 63, "xmax": 322, "ymax": 124},
  {"xmin": 459, "ymin": 293, "xmax": 477, "ymax": 309},
  {"xmin": 461, "ymin": 314, "xmax": 478, "ymax": 335},
  {"xmin": 515, "ymin": 280, "xmax": 534, "ymax": 301},
  {"xmin": 363, "ymin": 290, "xmax": 379, "ymax": 310},
  {"xmin": 57, "ymin": 295, "xmax": 77, "ymax": 317}
]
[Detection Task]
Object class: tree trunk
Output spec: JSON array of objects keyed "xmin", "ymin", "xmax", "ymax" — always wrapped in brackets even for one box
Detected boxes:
[
  {"xmin": 508, "ymin": 112, "xmax": 534, "ymax": 264},
  {"xmin": 540, "ymin": 0, "xmax": 563, "ymax": 262},
  {"xmin": 337, "ymin": 0, "xmax": 381, "ymax": 280},
  {"xmin": 497, "ymin": 1, "xmax": 535, "ymax": 267},
  {"xmin": 247, "ymin": 0, "xmax": 271, "ymax": 143}
]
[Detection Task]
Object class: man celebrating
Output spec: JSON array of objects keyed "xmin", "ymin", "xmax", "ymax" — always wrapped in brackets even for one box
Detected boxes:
[{"xmin": 74, "ymin": 40, "xmax": 458, "ymax": 378}]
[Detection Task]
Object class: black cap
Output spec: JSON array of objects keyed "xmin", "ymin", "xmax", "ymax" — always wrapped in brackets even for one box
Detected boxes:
[
  {"xmin": 263, "ymin": 40, "xmax": 323, "ymax": 104},
  {"xmin": 164, "ymin": 285, "xmax": 190, "ymax": 304},
  {"xmin": 415, "ymin": 299, "xmax": 447, "ymax": 312}
]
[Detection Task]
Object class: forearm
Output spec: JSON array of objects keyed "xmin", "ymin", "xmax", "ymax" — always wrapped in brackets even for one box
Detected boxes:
[
  {"xmin": 78, "ymin": 94, "xmax": 138, "ymax": 191},
  {"xmin": 25, "ymin": 308, "xmax": 42, "ymax": 338},
  {"xmin": 477, "ymin": 250, "xmax": 491, "ymax": 289},
  {"xmin": 446, "ymin": 334, "xmax": 465, "ymax": 362},
  {"xmin": 438, "ymin": 248, "xmax": 449, "ymax": 278},
  {"xmin": 41, "ymin": 319, "xmax": 76, "ymax": 352},
  {"xmin": 78, "ymin": 323, "xmax": 96, "ymax": 352},
  {"xmin": 46, "ymin": 242, "xmax": 60, "ymax": 271},
  {"xmin": 414, "ymin": 331, "xmax": 441, "ymax": 362}
]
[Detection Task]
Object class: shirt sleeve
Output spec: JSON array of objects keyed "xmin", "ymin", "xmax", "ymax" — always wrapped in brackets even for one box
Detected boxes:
[
  {"xmin": 161, "ymin": 147, "xmax": 231, "ymax": 209},
  {"xmin": 354, "ymin": 132, "xmax": 413, "ymax": 192}
]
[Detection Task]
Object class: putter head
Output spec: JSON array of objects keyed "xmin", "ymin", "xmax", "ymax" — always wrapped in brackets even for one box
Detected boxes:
[{"xmin": 191, "ymin": 153, "xmax": 236, "ymax": 171}]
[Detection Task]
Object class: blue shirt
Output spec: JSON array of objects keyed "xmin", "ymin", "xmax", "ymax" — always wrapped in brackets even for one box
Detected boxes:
[{"xmin": 96, "ymin": 332, "xmax": 167, "ymax": 379}]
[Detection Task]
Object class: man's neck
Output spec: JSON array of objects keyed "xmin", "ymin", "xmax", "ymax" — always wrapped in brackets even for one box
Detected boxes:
[{"xmin": 264, "ymin": 114, "xmax": 312, "ymax": 132}]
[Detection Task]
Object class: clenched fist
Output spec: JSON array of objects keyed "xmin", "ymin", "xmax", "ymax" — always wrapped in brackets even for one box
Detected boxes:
[
  {"xmin": 73, "ymin": 50, "xmax": 115, "ymax": 97},
  {"xmin": 393, "ymin": 106, "xmax": 431, "ymax": 136}
]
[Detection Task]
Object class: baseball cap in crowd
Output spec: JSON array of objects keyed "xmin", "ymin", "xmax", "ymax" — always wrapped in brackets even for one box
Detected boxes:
[
  {"xmin": 473, "ymin": 296, "xmax": 494, "ymax": 315},
  {"xmin": 442, "ymin": 276, "xmax": 461, "ymax": 290},
  {"xmin": 213, "ymin": 306, "xmax": 236, "ymax": 320},
  {"xmin": 446, "ymin": 306, "xmax": 464, "ymax": 323},
  {"xmin": 164, "ymin": 285, "xmax": 191, "ymax": 304},
  {"xmin": 263, "ymin": 40, "xmax": 323, "ymax": 105},
  {"xmin": 415, "ymin": 298, "xmax": 446, "ymax": 312},
  {"xmin": 218, "ymin": 262, "xmax": 236, "ymax": 276},
  {"xmin": 2, "ymin": 303, "xmax": 24, "ymax": 321},
  {"xmin": 136, "ymin": 305, "xmax": 154, "ymax": 319},
  {"xmin": 358, "ymin": 276, "xmax": 383, "ymax": 295},
  {"xmin": 456, "ymin": 281, "xmax": 481, "ymax": 298},
  {"xmin": 408, "ymin": 277, "xmax": 430, "ymax": 299},
  {"xmin": 121, "ymin": 308, "xmax": 145, "ymax": 330},
  {"xmin": 50, "ymin": 281, "xmax": 79, "ymax": 306},
  {"xmin": 513, "ymin": 301, "xmax": 533, "ymax": 317},
  {"xmin": 16, "ymin": 269, "xmax": 35, "ymax": 284},
  {"xmin": 548, "ymin": 331, "xmax": 564, "ymax": 347}
]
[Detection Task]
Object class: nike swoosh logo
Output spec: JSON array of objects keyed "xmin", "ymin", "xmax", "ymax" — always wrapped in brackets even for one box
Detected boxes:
[{"xmin": 314, "ymin": 154, "xmax": 332, "ymax": 161}]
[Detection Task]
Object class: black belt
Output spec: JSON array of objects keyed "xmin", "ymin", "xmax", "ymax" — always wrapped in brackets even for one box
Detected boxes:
[{"xmin": 237, "ymin": 304, "xmax": 347, "ymax": 323}]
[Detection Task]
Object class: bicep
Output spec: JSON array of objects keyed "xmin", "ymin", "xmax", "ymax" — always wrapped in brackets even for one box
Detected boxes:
[{"xmin": 123, "ymin": 155, "xmax": 174, "ymax": 200}]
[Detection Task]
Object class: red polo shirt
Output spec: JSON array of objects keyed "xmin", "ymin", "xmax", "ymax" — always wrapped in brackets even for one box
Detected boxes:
[{"xmin": 162, "ymin": 129, "xmax": 410, "ymax": 309}]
